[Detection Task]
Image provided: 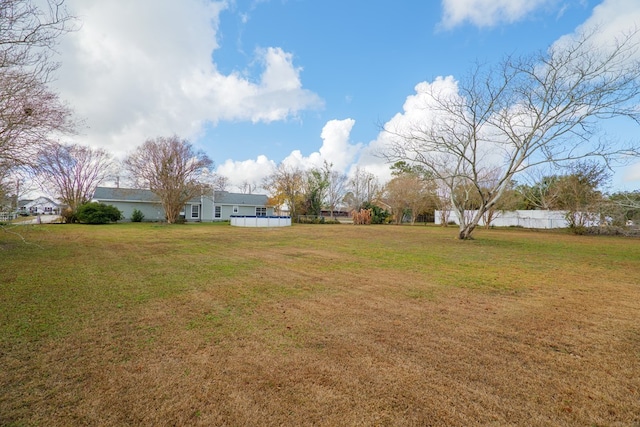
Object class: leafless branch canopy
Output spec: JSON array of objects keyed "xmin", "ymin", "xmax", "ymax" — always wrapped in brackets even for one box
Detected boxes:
[
  {"xmin": 262, "ymin": 163, "xmax": 305, "ymax": 219},
  {"xmin": 36, "ymin": 142, "xmax": 114, "ymax": 212},
  {"xmin": 0, "ymin": 0, "xmax": 77, "ymax": 171},
  {"xmin": 124, "ymin": 136, "xmax": 213, "ymax": 224},
  {"xmin": 384, "ymin": 28, "xmax": 640, "ymax": 238}
]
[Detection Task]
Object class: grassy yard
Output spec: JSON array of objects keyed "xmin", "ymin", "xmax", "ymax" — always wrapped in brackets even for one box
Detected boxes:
[{"xmin": 1, "ymin": 223, "xmax": 639, "ymax": 426}]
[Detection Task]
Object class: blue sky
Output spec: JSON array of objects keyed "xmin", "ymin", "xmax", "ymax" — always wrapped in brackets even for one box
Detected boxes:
[{"xmin": 54, "ymin": 0, "xmax": 640, "ymax": 192}]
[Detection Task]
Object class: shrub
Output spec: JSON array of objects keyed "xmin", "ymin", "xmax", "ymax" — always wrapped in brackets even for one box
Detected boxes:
[
  {"xmin": 76, "ymin": 202, "xmax": 123, "ymax": 224},
  {"xmin": 361, "ymin": 202, "xmax": 390, "ymax": 224},
  {"xmin": 61, "ymin": 207, "xmax": 77, "ymax": 224},
  {"xmin": 130, "ymin": 209, "xmax": 145, "ymax": 222},
  {"xmin": 297, "ymin": 216, "xmax": 340, "ymax": 224}
]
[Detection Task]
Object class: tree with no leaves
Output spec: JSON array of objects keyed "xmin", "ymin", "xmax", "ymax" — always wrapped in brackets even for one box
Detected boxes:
[
  {"xmin": 324, "ymin": 162, "xmax": 348, "ymax": 220},
  {"xmin": 262, "ymin": 163, "xmax": 304, "ymax": 220},
  {"xmin": 0, "ymin": 0, "xmax": 76, "ymax": 172},
  {"xmin": 124, "ymin": 136, "xmax": 213, "ymax": 224},
  {"xmin": 344, "ymin": 166, "xmax": 380, "ymax": 212},
  {"xmin": 608, "ymin": 190, "xmax": 640, "ymax": 225},
  {"xmin": 384, "ymin": 28, "xmax": 640, "ymax": 239},
  {"xmin": 36, "ymin": 142, "xmax": 113, "ymax": 220}
]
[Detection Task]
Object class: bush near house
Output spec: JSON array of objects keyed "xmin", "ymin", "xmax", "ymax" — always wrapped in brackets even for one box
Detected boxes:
[
  {"xmin": 76, "ymin": 202, "xmax": 123, "ymax": 224},
  {"xmin": 130, "ymin": 208, "xmax": 145, "ymax": 222}
]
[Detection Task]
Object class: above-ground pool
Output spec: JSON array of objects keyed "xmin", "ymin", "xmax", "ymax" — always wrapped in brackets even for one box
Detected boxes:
[{"xmin": 230, "ymin": 215, "xmax": 291, "ymax": 227}]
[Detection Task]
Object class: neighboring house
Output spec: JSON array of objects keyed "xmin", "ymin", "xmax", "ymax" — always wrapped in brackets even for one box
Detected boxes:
[
  {"xmin": 92, "ymin": 187, "xmax": 273, "ymax": 222},
  {"xmin": 20, "ymin": 197, "xmax": 62, "ymax": 215},
  {"xmin": 17, "ymin": 199, "xmax": 32, "ymax": 215}
]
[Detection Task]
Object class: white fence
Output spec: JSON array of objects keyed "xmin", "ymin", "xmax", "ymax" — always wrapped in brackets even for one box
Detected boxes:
[
  {"xmin": 230, "ymin": 215, "xmax": 291, "ymax": 227},
  {"xmin": 435, "ymin": 210, "xmax": 580, "ymax": 229},
  {"xmin": 0, "ymin": 212, "xmax": 18, "ymax": 222}
]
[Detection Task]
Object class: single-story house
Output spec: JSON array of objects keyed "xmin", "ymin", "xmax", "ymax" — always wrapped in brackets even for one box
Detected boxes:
[
  {"xmin": 19, "ymin": 197, "xmax": 62, "ymax": 215},
  {"xmin": 92, "ymin": 187, "xmax": 274, "ymax": 222}
]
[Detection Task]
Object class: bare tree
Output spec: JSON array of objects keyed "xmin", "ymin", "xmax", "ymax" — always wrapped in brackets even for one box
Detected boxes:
[
  {"xmin": 608, "ymin": 190, "xmax": 640, "ymax": 225},
  {"xmin": 345, "ymin": 166, "xmax": 380, "ymax": 211},
  {"xmin": 0, "ymin": 0, "xmax": 76, "ymax": 172},
  {"xmin": 124, "ymin": 136, "xmax": 213, "ymax": 224},
  {"xmin": 36, "ymin": 143, "xmax": 113, "ymax": 218},
  {"xmin": 201, "ymin": 171, "xmax": 229, "ymax": 192},
  {"xmin": 384, "ymin": 28, "xmax": 640, "ymax": 239},
  {"xmin": 262, "ymin": 163, "xmax": 304, "ymax": 220},
  {"xmin": 238, "ymin": 180, "xmax": 257, "ymax": 194},
  {"xmin": 212, "ymin": 174, "xmax": 229, "ymax": 192},
  {"xmin": 516, "ymin": 168, "xmax": 562, "ymax": 210},
  {"xmin": 0, "ymin": 165, "xmax": 12, "ymax": 209},
  {"xmin": 0, "ymin": 167, "xmax": 37, "ymax": 212},
  {"xmin": 383, "ymin": 170, "xmax": 436, "ymax": 224},
  {"xmin": 324, "ymin": 162, "xmax": 348, "ymax": 220}
]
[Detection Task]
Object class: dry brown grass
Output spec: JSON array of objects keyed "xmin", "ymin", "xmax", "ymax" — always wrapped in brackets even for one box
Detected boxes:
[{"xmin": 1, "ymin": 223, "xmax": 639, "ymax": 426}]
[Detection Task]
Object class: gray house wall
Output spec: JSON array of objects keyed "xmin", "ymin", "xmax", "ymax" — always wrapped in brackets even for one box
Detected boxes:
[
  {"xmin": 215, "ymin": 204, "xmax": 275, "ymax": 220},
  {"xmin": 117, "ymin": 201, "xmax": 165, "ymax": 222},
  {"xmin": 185, "ymin": 193, "xmax": 214, "ymax": 222},
  {"xmin": 93, "ymin": 187, "xmax": 270, "ymax": 222}
]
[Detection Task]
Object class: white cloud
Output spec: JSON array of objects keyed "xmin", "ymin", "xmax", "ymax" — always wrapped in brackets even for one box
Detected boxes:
[
  {"xmin": 356, "ymin": 77, "xmax": 462, "ymax": 184},
  {"xmin": 54, "ymin": 0, "xmax": 322, "ymax": 157},
  {"xmin": 369, "ymin": 1, "xmax": 640, "ymax": 189},
  {"xmin": 274, "ymin": 119, "xmax": 361, "ymax": 172},
  {"xmin": 622, "ymin": 161, "xmax": 640, "ymax": 183},
  {"xmin": 552, "ymin": 0, "xmax": 640, "ymax": 189},
  {"xmin": 556, "ymin": 0, "xmax": 640, "ymax": 46},
  {"xmin": 216, "ymin": 155, "xmax": 276, "ymax": 192},
  {"xmin": 215, "ymin": 118, "xmax": 363, "ymax": 189},
  {"xmin": 439, "ymin": 0, "xmax": 555, "ymax": 29}
]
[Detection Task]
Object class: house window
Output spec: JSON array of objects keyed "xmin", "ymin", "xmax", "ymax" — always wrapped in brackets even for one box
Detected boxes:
[
  {"xmin": 191, "ymin": 204, "xmax": 199, "ymax": 219},
  {"xmin": 233, "ymin": 206, "xmax": 239, "ymax": 214},
  {"xmin": 256, "ymin": 207, "xmax": 266, "ymax": 217},
  {"xmin": 215, "ymin": 206, "xmax": 221, "ymax": 218}
]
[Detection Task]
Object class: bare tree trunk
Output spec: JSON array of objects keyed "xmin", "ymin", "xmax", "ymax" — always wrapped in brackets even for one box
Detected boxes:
[
  {"xmin": 458, "ymin": 223, "xmax": 477, "ymax": 240},
  {"xmin": 456, "ymin": 205, "xmax": 487, "ymax": 239}
]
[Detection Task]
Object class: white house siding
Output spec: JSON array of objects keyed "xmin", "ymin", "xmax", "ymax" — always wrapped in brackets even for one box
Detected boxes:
[{"xmin": 22, "ymin": 197, "xmax": 61, "ymax": 215}]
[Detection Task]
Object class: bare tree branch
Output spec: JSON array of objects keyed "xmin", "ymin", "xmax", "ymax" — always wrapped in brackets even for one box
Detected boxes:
[
  {"xmin": 124, "ymin": 136, "xmax": 213, "ymax": 224},
  {"xmin": 384, "ymin": 28, "xmax": 640, "ymax": 239},
  {"xmin": 36, "ymin": 142, "xmax": 114, "ymax": 217},
  {"xmin": 0, "ymin": 0, "xmax": 77, "ymax": 173}
]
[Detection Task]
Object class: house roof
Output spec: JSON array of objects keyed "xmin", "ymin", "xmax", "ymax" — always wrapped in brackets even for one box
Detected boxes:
[
  {"xmin": 93, "ymin": 187, "xmax": 161, "ymax": 203},
  {"xmin": 214, "ymin": 191, "xmax": 268, "ymax": 206},
  {"xmin": 23, "ymin": 196, "xmax": 60, "ymax": 208},
  {"xmin": 94, "ymin": 187, "xmax": 268, "ymax": 206}
]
